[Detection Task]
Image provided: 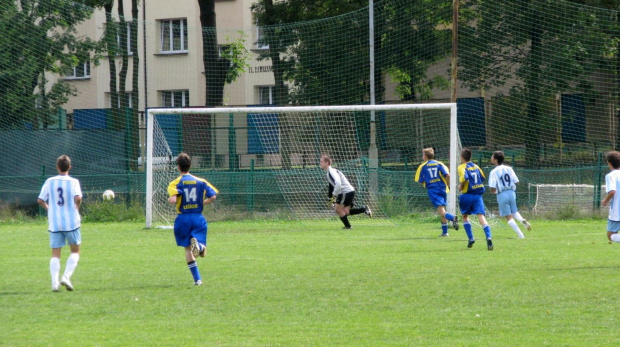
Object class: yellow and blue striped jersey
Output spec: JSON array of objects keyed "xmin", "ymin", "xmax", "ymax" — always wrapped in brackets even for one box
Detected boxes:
[
  {"xmin": 458, "ymin": 162, "xmax": 485, "ymax": 194},
  {"xmin": 414, "ymin": 160, "xmax": 450, "ymax": 193},
  {"xmin": 167, "ymin": 174, "xmax": 219, "ymax": 214}
]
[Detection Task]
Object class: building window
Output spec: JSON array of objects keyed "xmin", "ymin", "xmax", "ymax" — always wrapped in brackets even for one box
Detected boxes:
[
  {"xmin": 258, "ymin": 86, "xmax": 275, "ymax": 105},
  {"xmin": 107, "ymin": 92, "xmax": 133, "ymax": 109},
  {"xmin": 161, "ymin": 90, "xmax": 189, "ymax": 107},
  {"xmin": 160, "ymin": 19, "xmax": 188, "ymax": 53},
  {"xmin": 117, "ymin": 22, "xmax": 133, "ymax": 55},
  {"xmin": 254, "ymin": 17, "xmax": 269, "ymax": 50},
  {"xmin": 65, "ymin": 61, "xmax": 90, "ymax": 79}
]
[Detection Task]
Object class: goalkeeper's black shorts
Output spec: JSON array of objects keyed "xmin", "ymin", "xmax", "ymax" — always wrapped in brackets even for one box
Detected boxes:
[{"xmin": 336, "ymin": 191, "xmax": 355, "ymax": 207}]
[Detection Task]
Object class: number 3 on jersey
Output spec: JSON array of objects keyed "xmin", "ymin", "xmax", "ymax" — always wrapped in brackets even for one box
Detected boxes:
[{"xmin": 57, "ymin": 187, "xmax": 65, "ymax": 206}]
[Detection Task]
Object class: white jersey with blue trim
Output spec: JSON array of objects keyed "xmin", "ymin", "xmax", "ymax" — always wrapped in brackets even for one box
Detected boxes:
[
  {"xmin": 38, "ymin": 175, "xmax": 82, "ymax": 232},
  {"xmin": 606, "ymin": 169, "xmax": 620, "ymax": 221},
  {"xmin": 326, "ymin": 166, "xmax": 354, "ymax": 196},
  {"xmin": 489, "ymin": 164, "xmax": 519, "ymax": 194}
]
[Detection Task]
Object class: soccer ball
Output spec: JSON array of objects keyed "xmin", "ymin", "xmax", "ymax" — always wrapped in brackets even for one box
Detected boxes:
[{"xmin": 102, "ymin": 190, "xmax": 115, "ymax": 201}]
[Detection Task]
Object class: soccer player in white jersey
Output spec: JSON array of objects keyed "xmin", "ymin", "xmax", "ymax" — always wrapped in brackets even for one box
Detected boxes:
[
  {"xmin": 320, "ymin": 155, "xmax": 371, "ymax": 229},
  {"xmin": 489, "ymin": 151, "xmax": 532, "ymax": 239},
  {"xmin": 37, "ymin": 155, "xmax": 83, "ymax": 292},
  {"xmin": 602, "ymin": 151, "xmax": 620, "ymax": 243}
]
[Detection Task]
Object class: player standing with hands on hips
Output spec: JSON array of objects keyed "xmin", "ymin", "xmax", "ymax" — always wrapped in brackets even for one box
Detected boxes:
[
  {"xmin": 168, "ymin": 153, "xmax": 218, "ymax": 286},
  {"xmin": 488, "ymin": 151, "xmax": 532, "ymax": 239},
  {"xmin": 320, "ymin": 155, "xmax": 372, "ymax": 229},
  {"xmin": 37, "ymin": 155, "xmax": 83, "ymax": 292},
  {"xmin": 602, "ymin": 151, "xmax": 620, "ymax": 243},
  {"xmin": 415, "ymin": 148, "xmax": 459, "ymax": 237}
]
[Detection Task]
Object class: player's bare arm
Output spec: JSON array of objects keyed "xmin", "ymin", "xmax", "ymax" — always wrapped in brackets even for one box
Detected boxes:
[
  {"xmin": 37, "ymin": 198, "xmax": 48, "ymax": 211},
  {"xmin": 168, "ymin": 195, "xmax": 178, "ymax": 204},
  {"xmin": 602, "ymin": 190, "xmax": 615, "ymax": 206}
]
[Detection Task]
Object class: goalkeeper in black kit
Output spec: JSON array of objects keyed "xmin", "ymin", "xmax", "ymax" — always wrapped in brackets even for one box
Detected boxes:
[{"xmin": 320, "ymin": 155, "xmax": 372, "ymax": 229}]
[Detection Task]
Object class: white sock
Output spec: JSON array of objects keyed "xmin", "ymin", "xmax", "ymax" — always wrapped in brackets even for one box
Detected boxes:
[
  {"xmin": 508, "ymin": 219, "xmax": 525, "ymax": 239},
  {"xmin": 513, "ymin": 212, "xmax": 525, "ymax": 223},
  {"xmin": 611, "ymin": 233, "xmax": 620, "ymax": 243},
  {"xmin": 62, "ymin": 253, "xmax": 80, "ymax": 279},
  {"xmin": 50, "ymin": 257, "xmax": 60, "ymax": 285}
]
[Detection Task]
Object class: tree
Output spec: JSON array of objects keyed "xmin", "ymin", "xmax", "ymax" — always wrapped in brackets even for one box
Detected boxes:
[
  {"xmin": 96, "ymin": 0, "xmax": 141, "ymax": 169},
  {"xmin": 198, "ymin": 0, "xmax": 228, "ymax": 107},
  {"xmin": 570, "ymin": 0, "xmax": 620, "ymax": 150},
  {"xmin": 197, "ymin": 0, "xmax": 249, "ymax": 107},
  {"xmin": 0, "ymin": 0, "xmax": 102, "ymax": 129},
  {"xmin": 378, "ymin": 0, "xmax": 451, "ymax": 101},
  {"xmin": 252, "ymin": 0, "xmax": 370, "ymax": 106},
  {"xmin": 251, "ymin": 0, "xmax": 450, "ymax": 105},
  {"xmin": 458, "ymin": 0, "xmax": 611, "ymax": 167}
]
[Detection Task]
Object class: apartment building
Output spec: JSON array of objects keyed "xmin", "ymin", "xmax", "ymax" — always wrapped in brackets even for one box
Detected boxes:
[{"xmin": 61, "ymin": 0, "xmax": 279, "ymax": 112}]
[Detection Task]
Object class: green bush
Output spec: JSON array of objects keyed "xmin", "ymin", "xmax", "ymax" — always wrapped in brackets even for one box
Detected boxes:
[{"xmin": 81, "ymin": 200, "xmax": 145, "ymax": 222}]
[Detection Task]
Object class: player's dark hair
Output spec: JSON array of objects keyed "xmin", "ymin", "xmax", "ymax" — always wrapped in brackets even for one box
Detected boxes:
[
  {"xmin": 423, "ymin": 148, "xmax": 434, "ymax": 160},
  {"xmin": 56, "ymin": 155, "xmax": 71, "ymax": 172},
  {"xmin": 492, "ymin": 151, "xmax": 505, "ymax": 165},
  {"xmin": 606, "ymin": 151, "xmax": 620, "ymax": 169},
  {"xmin": 177, "ymin": 153, "xmax": 191, "ymax": 172},
  {"xmin": 321, "ymin": 155, "xmax": 332, "ymax": 165},
  {"xmin": 461, "ymin": 148, "xmax": 472, "ymax": 162}
]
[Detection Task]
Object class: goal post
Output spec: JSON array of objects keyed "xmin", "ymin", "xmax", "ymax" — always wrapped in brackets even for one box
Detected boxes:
[{"xmin": 145, "ymin": 103, "xmax": 457, "ymax": 228}]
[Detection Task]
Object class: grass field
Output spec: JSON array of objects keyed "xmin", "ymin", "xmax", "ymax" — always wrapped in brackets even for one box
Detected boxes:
[{"xmin": 1, "ymin": 218, "xmax": 618, "ymax": 346}]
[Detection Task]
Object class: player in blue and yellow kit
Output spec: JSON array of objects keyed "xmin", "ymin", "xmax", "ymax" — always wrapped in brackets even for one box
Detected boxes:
[
  {"xmin": 415, "ymin": 148, "xmax": 459, "ymax": 236},
  {"xmin": 457, "ymin": 148, "xmax": 493, "ymax": 250},
  {"xmin": 167, "ymin": 153, "xmax": 219, "ymax": 285}
]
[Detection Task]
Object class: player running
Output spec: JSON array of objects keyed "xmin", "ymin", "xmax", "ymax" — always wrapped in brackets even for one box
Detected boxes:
[
  {"xmin": 415, "ymin": 148, "xmax": 459, "ymax": 237},
  {"xmin": 320, "ymin": 155, "xmax": 372, "ymax": 229}
]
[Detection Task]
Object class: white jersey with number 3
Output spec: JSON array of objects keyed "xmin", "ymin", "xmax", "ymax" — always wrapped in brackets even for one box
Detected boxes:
[
  {"xmin": 38, "ymin": 175, "xmax": 83, "ymax": 232},
  {"xmin": 606, "ymin": 169, "xmax": 620, "ymax": 221}
]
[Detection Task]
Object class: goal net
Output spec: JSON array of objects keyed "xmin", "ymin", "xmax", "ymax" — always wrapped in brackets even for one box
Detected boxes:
[
  {"xmin": 146, "ymin": 104, "xmax": 458, "ymax": 228},
  {"xmin": 529, "ymin": 184, "xmax": 607, "ymax": 215}
]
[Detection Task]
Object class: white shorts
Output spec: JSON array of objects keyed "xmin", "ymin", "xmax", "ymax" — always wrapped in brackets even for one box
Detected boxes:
[
  {"xmin": 608, "ymin": 220, "xmax": 620, "ymax": 233},
  {"xmin": 496, "ymin": 190, "xmax": 518, "ymax": 217},
  {"xmin": 50, "ymin": 228, "xmax": 81, "ymax": 248}
]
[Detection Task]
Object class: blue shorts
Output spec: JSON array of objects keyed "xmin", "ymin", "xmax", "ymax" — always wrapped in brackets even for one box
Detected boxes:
[
  {"xmin": 608, "ymin": 220, "xmax": 620, "ymax": 232},
  {"xmin": 459, "ymin": 194, "xmax": 486, "ymax": 215},
  {"xmin": 426, "ymin": 188, "xmax": 447, "ymax": 209},
  {"xmin": 50, "ymin": 228, "xmax": 81, "ymax": 249},
  {"xmin": 174, "ymin": 213, "xmax": 208, "ymax": 247},
  {"xmin": 496, "ymin": 190, "xmax": 518, "ymax": 217}
]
